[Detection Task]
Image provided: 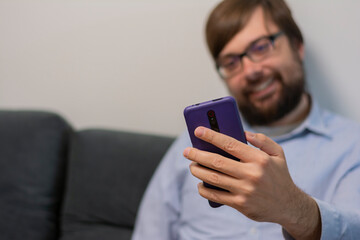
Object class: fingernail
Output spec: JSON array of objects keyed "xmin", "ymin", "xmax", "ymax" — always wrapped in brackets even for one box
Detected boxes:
[
  {"xmin": 183, "ymin": 147, "xmax": 190, "ymax": 158},
  {"xmin": 195, "ymin": 127, "xmax": 204, "ymax": 137}
]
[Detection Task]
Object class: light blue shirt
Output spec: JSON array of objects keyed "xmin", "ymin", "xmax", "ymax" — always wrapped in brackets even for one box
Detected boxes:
[{"xmin": 132, "ymin": 102, "xmax": 360, "ymax": 239}]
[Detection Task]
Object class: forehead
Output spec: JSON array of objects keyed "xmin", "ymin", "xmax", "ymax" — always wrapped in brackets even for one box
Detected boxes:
[{"xmin": 219, "ymin": 6, "xmax": 280, "ymax": 57}]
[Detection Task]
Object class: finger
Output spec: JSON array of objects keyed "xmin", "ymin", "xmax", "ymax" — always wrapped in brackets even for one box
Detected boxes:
[
  {"xmin": 194, "ymin": 127, "xmax": 263, "ymax": 163},
  {"xmin": 197, "ymin": 182, "xmax": 244, "ymax": 210},
  {"xmin": 184, "ymin": 147, "xmax": 246, "ymax": 178},
  {"xmin": 189, "ymin": 161, "xmax": 245, "ymax": 192},
  {"xmin": 245, "ymin": 131, "xmax": 284, "ymax": 157}
]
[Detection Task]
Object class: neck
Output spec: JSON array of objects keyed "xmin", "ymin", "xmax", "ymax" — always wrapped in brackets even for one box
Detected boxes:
[{"xmin": 269, "ymin": 93, "xmax": 311, "ymax": 127}]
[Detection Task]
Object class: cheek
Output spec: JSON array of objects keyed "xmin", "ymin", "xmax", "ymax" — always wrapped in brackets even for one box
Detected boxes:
[
  {"xmin": 271, "ymin": 45, "xmax": 303, "ymax": 82},
  {"xmin": 279, "ymin": 57, "xmax": 303, "ymax": 84},
  {"xmin": 226, "ymin": 77, "xmax": 246, "ymax": 97}
]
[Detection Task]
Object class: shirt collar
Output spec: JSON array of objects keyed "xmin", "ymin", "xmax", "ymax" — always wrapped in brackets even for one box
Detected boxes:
[
  {"xmin": 241, "ymin": 99, "xmax": 331, "ymax": 141},
  {"xmin": 300, "ymin": 99, "xmax": 331, "ymax": 137}
]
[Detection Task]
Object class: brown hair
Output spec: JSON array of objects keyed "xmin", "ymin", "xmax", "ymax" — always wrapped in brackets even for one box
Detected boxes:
[{"xmin": 206, "ymin": 0, "xmax": 303, "ymax": 59}]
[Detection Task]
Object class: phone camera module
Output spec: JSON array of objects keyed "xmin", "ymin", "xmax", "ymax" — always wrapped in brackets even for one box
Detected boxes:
[{"xmin": 207, "ymin": 110, "xmax": 220, "ymax": 132}]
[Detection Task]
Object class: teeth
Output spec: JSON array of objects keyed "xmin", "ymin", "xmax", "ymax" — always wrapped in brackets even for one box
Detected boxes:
[{"xmin": 254, "ymin": 78, "xmax": 274, "ymax": 92}]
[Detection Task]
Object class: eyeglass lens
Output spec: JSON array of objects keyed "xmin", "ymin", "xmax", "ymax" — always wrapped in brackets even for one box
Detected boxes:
[{"xmin": 217, "ymin": 34, "xmax": 280, "ymax": 79}]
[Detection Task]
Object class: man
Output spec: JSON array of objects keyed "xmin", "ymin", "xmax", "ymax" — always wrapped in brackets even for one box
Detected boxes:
[{"xmin": 132, "ymin": 0, "xmax": 360, "ymax": 239}]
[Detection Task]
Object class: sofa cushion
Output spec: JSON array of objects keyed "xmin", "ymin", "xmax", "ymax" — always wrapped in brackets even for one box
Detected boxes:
[
  {"xmin": 61, "ymin": 129, "xmax": 174, "ymax": 240},
  {"xmin": 0, "ymin": 110, "xmax": 72, "ymax": 240}
]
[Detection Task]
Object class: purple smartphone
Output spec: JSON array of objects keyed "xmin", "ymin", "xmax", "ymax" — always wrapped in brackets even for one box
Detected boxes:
[{"xmin": 184, "ymin": 96, "xmax": 247, "ymax": 208}]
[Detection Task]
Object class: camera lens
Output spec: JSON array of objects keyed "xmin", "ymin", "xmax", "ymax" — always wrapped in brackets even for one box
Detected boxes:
[{"xmin": 207, "ymin": 110, "xmax": 215, "ymax": 118}]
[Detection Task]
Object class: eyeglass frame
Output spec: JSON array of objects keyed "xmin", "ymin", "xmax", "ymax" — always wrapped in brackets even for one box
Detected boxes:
[{"xmin": 215, "ymin": 31, "xmax": 284, "ymax": 80}]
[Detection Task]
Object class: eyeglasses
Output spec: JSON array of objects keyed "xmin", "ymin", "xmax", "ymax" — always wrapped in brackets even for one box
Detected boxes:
[{"xmin": 216, "ymin": 31, "xmax": 284, "ymax": 80}]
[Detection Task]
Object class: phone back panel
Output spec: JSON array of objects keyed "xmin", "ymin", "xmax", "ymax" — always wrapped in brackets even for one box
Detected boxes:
[
  {"xmin": 184, "ymin": 96, "xmax": 247, "ymax": 161},
  {"xmin": 184, "ymin": 96, "xmax": 247, "ymax": 208}
]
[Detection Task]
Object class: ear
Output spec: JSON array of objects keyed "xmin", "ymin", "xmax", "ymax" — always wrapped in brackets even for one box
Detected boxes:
[{"xmin": 297, "ymin": 42, "xmax": 305, "ymax": 61}]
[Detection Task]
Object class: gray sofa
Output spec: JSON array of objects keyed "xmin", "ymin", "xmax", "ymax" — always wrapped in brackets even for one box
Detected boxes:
[{"xmin": 0, "ymin": 110, "xmax": 174, "ymax": 240}]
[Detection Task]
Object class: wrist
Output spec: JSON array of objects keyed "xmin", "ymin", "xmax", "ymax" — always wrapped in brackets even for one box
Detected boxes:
[{"xmin": 279, "ymin": 186, "xmax": 321, "ymax": 240}]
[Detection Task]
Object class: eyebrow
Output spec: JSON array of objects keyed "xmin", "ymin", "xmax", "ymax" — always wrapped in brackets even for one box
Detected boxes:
[{"xmin": 218, "ymin": 34, "xmax": 270, "ymax": 60}]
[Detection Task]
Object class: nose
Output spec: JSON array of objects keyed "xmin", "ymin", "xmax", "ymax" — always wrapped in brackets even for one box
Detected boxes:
[{"xmin": 242, "ymin": 56, "xmax": 263, "ymax": 82}]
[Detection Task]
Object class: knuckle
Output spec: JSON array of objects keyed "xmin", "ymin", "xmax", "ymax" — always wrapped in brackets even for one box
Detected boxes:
[
  {"xmin": 233, "ymin": 195, "xmax": 247, "ymax": 208},
  {"xmin": 208, "ymin": 172, "xmax": 221, "ymax": 185},
  {"xmin": 241, "ymin": 184, "xmax": 255, "ymax": 198},
  {"xmin": 248, "ymin": 174, "xmax": 260, "ymax": 185},
  {"xmin": 223, "ymin": 139, "xmax": 237, "ymax": 152},
  {"xmin": 211, "ymin": 156, "xmax": 224, "ymax": 169},
  {"xmin": 248, "ymin": 169, "xmax": 263, "ymax": 185},
  {"xmin": 258, "ymin": 155, "xmax": 270, "ymax": 167}
]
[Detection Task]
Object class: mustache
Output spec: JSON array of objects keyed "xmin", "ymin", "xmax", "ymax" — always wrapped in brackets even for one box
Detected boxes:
[{"xmin": 242, "ymin": 72, "xmax": 282, "ymax": 96}]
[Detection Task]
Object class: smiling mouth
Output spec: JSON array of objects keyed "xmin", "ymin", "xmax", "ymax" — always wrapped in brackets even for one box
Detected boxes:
[
  {"xmin": 247, "ymin": 77, "xmax": 279, "ymax": 101},
  {"xmin": 253, "ymin": 78, "xmax": 274, "ymax": 93}
]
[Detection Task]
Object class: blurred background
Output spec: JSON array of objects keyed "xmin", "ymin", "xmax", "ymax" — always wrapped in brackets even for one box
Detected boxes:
[{"xmin": 0, "ymin": 0, "xmax": 359, "ymax": 137}]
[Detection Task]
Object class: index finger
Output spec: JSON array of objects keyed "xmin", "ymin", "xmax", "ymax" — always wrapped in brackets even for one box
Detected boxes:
[{"xmin": 194, "ymin": 127, "xmax": 264, "ymax": 162}]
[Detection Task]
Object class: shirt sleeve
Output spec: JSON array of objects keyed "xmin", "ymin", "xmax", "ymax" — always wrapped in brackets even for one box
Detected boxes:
[
  {"xmin": 283, "ymin": 163, "xmax": 360, "ymax": 240},
  {"xmin": 315, "ymin": 161, "xmax": 360, "ymax": 240},
  {"xmin": 131, "ymin": 132, "xmax": 190, "ymax": 240}
]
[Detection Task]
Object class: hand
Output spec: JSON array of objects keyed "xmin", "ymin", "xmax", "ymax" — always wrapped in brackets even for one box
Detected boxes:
[{"xmin": 183, "ymin": 127, "xmax": 321, "ymax": 240}]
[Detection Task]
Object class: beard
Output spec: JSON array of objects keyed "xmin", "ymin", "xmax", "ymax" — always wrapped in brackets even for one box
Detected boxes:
[{"xmin": 236, "ymin": 60, "xmax": 306, "ymax": 126}]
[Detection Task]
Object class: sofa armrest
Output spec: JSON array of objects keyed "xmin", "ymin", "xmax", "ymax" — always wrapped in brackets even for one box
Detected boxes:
[
  {"xmin": 0, "ymin": 110, "xmax": 72, "ymax": 240},
  {"xmin": 61, "ymin": 129, "xmax": 174, "ymax": 240}
]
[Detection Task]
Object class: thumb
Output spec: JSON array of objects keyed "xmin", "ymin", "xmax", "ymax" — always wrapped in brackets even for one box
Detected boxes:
[{"xmin": 245, "ymin": 131, "xmax": 284, "ymax": 157}]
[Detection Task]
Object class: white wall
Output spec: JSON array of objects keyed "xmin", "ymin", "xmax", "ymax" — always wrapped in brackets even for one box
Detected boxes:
[
  {"xmin": 0, "ymin": 0, "xmax": 359, "ymax": 136},
  {"xmin": 287, "ymin": 0, "xmax": 360, "ymax": 122}
]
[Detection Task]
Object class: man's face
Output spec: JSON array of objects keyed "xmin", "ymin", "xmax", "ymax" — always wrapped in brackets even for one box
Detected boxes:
[{"xmin": 218, "ymin": 7, "xmax": 306, "ymax": 126}]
